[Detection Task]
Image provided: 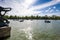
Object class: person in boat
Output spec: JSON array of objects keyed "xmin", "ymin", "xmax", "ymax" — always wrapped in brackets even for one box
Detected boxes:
[{"xmin": 0, "ymin": 6, "xmax": 12, "ymax": 27}]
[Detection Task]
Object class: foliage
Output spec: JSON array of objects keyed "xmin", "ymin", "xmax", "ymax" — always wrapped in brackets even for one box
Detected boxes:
[{"xmin": 4, "ymin": 15, "xmax": 60, "ymax": 20}]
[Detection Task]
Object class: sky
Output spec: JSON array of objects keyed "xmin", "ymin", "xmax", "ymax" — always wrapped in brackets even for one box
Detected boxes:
[{"xmin": 0, "ymin": 0, "xmax": 60, "ymax": 16}]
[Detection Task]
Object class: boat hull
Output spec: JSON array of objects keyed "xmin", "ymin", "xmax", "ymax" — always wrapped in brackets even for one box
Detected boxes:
[{"xmin": 0, "ymin": 26, "xmax": 11, "ymax": 38}]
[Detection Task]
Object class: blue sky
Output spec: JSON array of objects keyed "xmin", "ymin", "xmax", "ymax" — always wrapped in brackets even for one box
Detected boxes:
[
  {"xmin": 0, "ymin": 0, "xmax": 60, "ymax": 16},
  {"xmin": 34, "ymin": 3, "xmax": 60, "ymax": 15},
  {"xmin": 33, "ymin": 0, "xmax": 52, "ymax": 6}
]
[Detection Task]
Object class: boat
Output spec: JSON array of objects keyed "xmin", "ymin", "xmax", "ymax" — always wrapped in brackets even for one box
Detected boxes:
[
  {"xmin": 45, "ymin": 20, "xmax": 51, "ymax": 23},
  {"xmin": 0, "ymin": 26, "xmax": 11, "ymax": 38},
  {"xmin": 19, "ymin": 19, "xmax": 24, "ymax": 22},
  {"xmin": 0, "ymin": 6, "xmax": 11, "ymax": 39}
]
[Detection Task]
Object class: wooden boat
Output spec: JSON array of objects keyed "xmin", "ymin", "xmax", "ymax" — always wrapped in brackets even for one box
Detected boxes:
[{"xmin": 0, "ymin": 26, "xmax": 11, "ymax": 38}]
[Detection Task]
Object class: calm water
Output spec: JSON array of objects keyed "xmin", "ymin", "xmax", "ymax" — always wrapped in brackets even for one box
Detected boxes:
[{"xmin": 6, "ymin": 20, "xmax": 60, "ymax": 40}]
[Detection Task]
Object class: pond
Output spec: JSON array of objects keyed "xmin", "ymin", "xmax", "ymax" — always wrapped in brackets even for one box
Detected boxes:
[{"xmin": 6, "ymin": 20, "xmax": 60, "ymax": 40}]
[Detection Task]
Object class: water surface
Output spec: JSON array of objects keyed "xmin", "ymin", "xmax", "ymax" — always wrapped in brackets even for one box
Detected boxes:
[{"xmin": 6, "ymin": 20, "xmax": 60, "ymax": 40}]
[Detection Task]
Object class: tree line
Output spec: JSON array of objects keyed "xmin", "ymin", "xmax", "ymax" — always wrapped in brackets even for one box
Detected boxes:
[{"xmin": 4, "ymin": 15, "xmax": 60, "ymax": 20}]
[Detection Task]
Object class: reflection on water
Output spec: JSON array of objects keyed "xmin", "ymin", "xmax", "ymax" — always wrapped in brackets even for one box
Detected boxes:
[
  {"xmin": 6, "ymin": 20, "xmax": 60, "ymax": 40},
  {"xmin": 21, "ymin": 27, "xmax": 32, "ymax": 40}
]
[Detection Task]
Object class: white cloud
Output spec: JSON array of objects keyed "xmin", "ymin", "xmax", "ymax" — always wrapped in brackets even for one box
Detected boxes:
[
  {"xmin": 30, "ymin": 0, "xmax": 60, "ymax": 10},
  {"xmin": 53, "ymin": 6, "xmax": 56, "ymax": 9},
  {"xmin": 56, "ymin": 10, "xmax": 59, "ymax": 12},
  {"xmin": 0, "ymin": 0, "xmax": 60, "ymax": 16},
  {"xmin": 0, "ymin": 0, "xmax": 37, "ymax": 16},
  {"xmin": 50, "ymin": 9, "xmax": 54, "ymax": 12}
]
